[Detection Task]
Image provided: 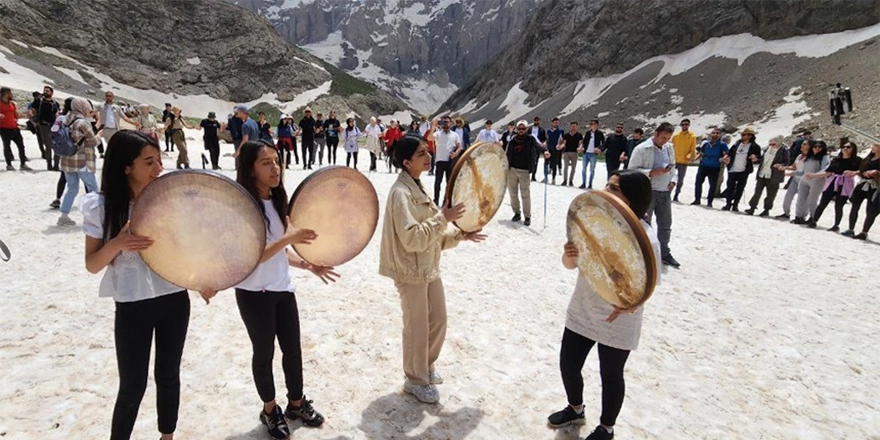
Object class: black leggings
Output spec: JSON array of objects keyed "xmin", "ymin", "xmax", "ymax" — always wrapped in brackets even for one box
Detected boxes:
[
  {"xmin": 346, "ymin": 151, "xmax": 358, "ymax": 169},
  {"xmin": 433, "ymin": 160, "xmax": 453, "ymax": 206},
  {"xmin": 301, "ymin": 139, "xmax": 314, "ymax": 168},
  {"xmin": 812, "ymin": 183, "xmax": 849, "ymax": 227},
  {"xmin": 848, "ymin": 185, "xmax": 879, "ymax": 233},
  {"xmin": 111, "ymin": 291, "xmax": 190, "ymax": 439},
  {"xmin": 327, "ymin": 137, "xmax": 339, "ymax": 164},
  {"xmin": 559, "ymin": 328, "xmax": 630, "ymax": 427},
  {"xmin": 235, "ymin": 289, "xmax": 304, "ymax": 403}
]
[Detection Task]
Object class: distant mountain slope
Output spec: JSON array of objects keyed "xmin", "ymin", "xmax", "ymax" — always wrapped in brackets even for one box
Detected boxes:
[{"xmin": 0, "ymin": 0, "xmax": 410, "ymax": 119}]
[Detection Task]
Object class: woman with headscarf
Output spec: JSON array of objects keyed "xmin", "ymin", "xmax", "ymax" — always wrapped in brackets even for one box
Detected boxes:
[
  {"xmin": 57, "ymin": 97, "xmax": 101, "ymax": 226},
  {"xmin": 364, "ymin": 117, "xmax": 383, "ymax": 172}
]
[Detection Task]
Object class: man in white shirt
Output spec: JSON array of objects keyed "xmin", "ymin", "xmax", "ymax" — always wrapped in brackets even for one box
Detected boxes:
[
  {"xmin": 97, "ymin": 91, "xmax": 137, "ymax": 156},
  {"xmin": 475, "ymin": 120, "xmax": 500, "ymax": 145},
  {"xmin": 432, "ymin": 115, "xmax": 462, "ymax": 206}
]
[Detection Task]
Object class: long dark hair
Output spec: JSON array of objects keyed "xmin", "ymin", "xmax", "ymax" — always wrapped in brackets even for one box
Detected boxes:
[
  {"xmin": 807, "ymin": 139, "xmax": 828, "ymax": 160},
  {"xmin": 62, "ymin": 97, "xmax": 74, "ymax": 115},
  {"xmin": 101, "ymin": 130, "xmax": 161, "ymax": 242},
  {"xmin": 345, "ymin": 117, "xmax": 355, "ymax": 132},
  {"xmin": 236, "ymin": 140, "xmax": 288, "ymax": 231},
  {"xmin": 610, "ymin": 169, "xmax": 653, "ymax": 220}
]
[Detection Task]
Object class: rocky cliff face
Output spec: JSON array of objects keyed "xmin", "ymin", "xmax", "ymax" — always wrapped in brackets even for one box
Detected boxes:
[
  {"xmin": 228, "ymin": 0, "xmax": 539, "ymax": 113},
  {"xmin": 443, "ymin": 0, "xmax": 880, "ymax": 112},
  {"xmin": 0, "ymin": 0, "xmax": 408, "ymax": 117}
]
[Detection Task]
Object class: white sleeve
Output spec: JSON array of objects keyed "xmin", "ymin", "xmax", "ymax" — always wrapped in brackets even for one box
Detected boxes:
[{"xmin": 81, "ymin": 194, "xmax": 104, "ymax": 239}]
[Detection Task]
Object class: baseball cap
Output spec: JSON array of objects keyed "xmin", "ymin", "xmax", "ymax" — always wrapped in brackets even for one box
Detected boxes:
[
  {"xmin": 516, "ymin": 120, "xmax": 528, "ymax": 128},
  {"xmin": 280, "ymin": 113, "xmax": 289, "ymax": 120}
]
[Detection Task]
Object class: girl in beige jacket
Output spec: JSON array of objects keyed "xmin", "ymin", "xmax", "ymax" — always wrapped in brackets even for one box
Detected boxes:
[{"xmin": 379, "ymin": 135, "xmax": 485, "ymax": 403}]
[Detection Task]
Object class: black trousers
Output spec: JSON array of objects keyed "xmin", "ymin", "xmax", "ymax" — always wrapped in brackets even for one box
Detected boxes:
[
  {"xmin": 748, "ymin": 177, "xmax": 781, "ymax": 212},
  {"xmin": 346, "ymin": 151, "xmax": 358, "ymax": 169},
  {"xmin": 369, "ymin": 152, "xmax": 378, "ymax": 171},
  {"xmin": 164, "ymin": 130, "xmax": 173, "ymax": 151},
  {"xmin": 204, "ymin": 138, "xmax": 220, "ymax": 169},
  {"xmin": 1, "ymin": 127, "xmax": 27, "ymax": 166},
  {"xmin": 694, "ymin": 166, "xmax": 720, "ymax": 204},
  {"xmin": 812, "ymin": 183, "xmax": 848, "ymax": 226},
  {"xmin": 848, "ymin": 185, "xmax": 879, "ymax": 233},
  {"xmin": 111, "ymin": 291, "xmax": 190, "ymax": 440},
  {"xmin": 559, "ymin": 328, "xmax": 630, "ymax": 427},
  {"xmin": 326, "ymin": 137, "xmax": 339, "ymax": 164},
  {"xmin": 301, "ymin": 139, "xmax": 314, "ymax": 168},
  {"xmin": 433, "ymin": 160, "xmax": 453, "ymax": 206},
  {"xmin": 724, "ymin": 171, "xmax": 749, "ymax": 208},
  {"xmin": 235, "ymin": 289, "xmax": 304, "ymax": 403}
]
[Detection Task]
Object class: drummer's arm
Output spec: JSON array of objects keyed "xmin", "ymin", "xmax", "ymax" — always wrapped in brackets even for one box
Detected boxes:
[
  {"xmin": 85, "ymin": 236, "xmax": 120, "ymax": 274},
  {"xmin": 259, "ymin": 238, "xmax": 290, "ymax": 264},
  {"xmin": 285, "ymin": 249, "xmax": 310, "ymax": 270},
  {"xmin": 392, "ymin": 193, "xmax": 449, "ymax": 253}
]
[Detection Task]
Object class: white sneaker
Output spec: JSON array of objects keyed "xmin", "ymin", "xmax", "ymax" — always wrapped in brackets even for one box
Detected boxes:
[
  {"xmin": 403, "ymin": 381, "xmax": 439, "ymax": 404},
  {"xmin": 57, "ymin": 216, "xmax": 76, "ymax": 226},
  {"xmin": 429, "ymin": 371, "xmax": 444, "ymax": 385}
]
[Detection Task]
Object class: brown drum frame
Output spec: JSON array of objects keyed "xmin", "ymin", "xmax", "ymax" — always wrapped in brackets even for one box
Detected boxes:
[
  {"xmin": 130, "ymin": 169, "xmax": 267, "ymax": 291},
  {"xmin": 566, "ymin": 190, "xmax": 658, "ymax": 309},
  {"xmin": 444, "ymin": 141, "xmax": 508, "ymax": 232},
  {"xmin": 287, "ymin": 166, "xmax": 379, "ymax": 267}
]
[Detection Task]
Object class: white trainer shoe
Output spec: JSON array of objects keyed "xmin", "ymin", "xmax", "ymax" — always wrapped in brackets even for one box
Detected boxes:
[{"xmin": 403, "ymin": 381, "xmax": 439, "ymax": 404}]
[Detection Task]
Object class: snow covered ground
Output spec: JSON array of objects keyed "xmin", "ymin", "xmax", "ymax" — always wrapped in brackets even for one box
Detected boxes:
[{"xmin": 1, "ymin": 128, "xmax": 878, "ymax": 440}]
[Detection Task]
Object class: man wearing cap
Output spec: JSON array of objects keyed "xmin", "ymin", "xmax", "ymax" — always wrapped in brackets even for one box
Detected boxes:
[
  {"xmin": 200, "ymin": 112, "xmax": 223, "ymax": 170},
  {"xmin": 476, "ymin": 120, "xmax": 500, "ymax": 145},
  {"xmin": 507, "ymin": 120, "xmax": 544, "ymax": 226},
  {"xmin": 721, "ymin": 128, "xmax": 762, "ymax": 212},
  {"xmin": 299, "ymin": 107, "xmax": 316, "ymax": 170},
  {"xmin": 432, "ymin": 115, "xmax": 462, "ymax": 206},
  {"xmin": 235, "ymin": 105, "xmax": 259, "ymax": 161}
]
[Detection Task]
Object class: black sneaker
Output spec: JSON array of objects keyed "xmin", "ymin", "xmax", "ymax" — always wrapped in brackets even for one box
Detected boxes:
[
  {"xmin": 285, "ymin": 397, "xmax": 324, "ymax": 427},
  {"xmin": 689, "ymin": 201, "xmax": 701, "ymax": 206},
  {"xmin": 855, "ymin": 232, "xmax": 868, "ymax": 240},
  {"xmin": 759, "ymin": 210, "xmax": 770, "ymax": 217},
  {"xmin": 662, "ymin": 254, "xmax": 681, "ymax": 268},
  {"xmin": 828, "ymin": 225, "xmax": 839, "ymax": 232},
  {"xmin": 512, "ymin": 213, "xmax": 522, "ymax": 222},
  {"xmin": 259, "ymin": 405, "xmax": 290, "ymax": 439},
  {"xmin": 524, "ymin": 217, "xmax": 531, "ymax": 226},
  {"xmin": 721, "ymin": 205, "xmax": 731, "ymax": 211},
  {"xmin": 547, "ymin": 406, "xmax": 585, "ymax": 428},
  {"xmin": 744, "ymin": 208, "xmax": 755, "ymax": 215},
  {"xmin": 806, "ymin": 220, "xmax": 817, "ymax": 229},
  {"xmin": 841, "ymin": 229, "xmax": 855, "ymax": 237},
  {"xmin": 585, "ymin": 425, "xmax": 614, "ymax": 440},
  {"xmin": 50, "ymin": 199, "xmax": 60, "ymax": 209},
  {"xmin": 732, "ymin": 205, "xmax": 739, "ymax": 212},
  {"xmin": 791, "ymin": 217, "xmax": 806, "ymax": 225},
  {"xmin": 578, "ymin": 184, "xmax": 586, "ymax": 189},
  {"xmin": 775, "ymin": 213, "xmax": 789, "ymax": 220}
]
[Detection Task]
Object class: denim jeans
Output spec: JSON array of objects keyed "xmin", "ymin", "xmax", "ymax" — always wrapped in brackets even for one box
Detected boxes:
[
  {"xmin": 61, "ymin": 170, "xmax": 98, "ymax": 214},
  {"xmin": 581, "ymin": 153, "xmax": 598, "ymax": 187}
]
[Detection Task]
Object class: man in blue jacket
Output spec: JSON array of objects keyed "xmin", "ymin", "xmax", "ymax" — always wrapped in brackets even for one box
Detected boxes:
[{"xmin": 691, "ymin": 128, "xmax": 729, "ymax": 207}]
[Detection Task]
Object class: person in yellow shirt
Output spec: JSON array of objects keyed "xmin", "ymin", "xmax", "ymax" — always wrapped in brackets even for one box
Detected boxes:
[{"xmin": 671, "ymin": 119, "xmax": 697, "ymax": 202}]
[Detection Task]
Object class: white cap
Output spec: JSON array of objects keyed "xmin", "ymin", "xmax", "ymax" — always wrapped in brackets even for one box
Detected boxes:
[{"xmin": 516, "ymin": 120, "xmax": 528, "ymax": 128}]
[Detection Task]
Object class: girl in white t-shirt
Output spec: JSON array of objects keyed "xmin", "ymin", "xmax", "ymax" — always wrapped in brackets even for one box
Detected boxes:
[
  {"xmin": 547, "ymin": 169, "xmax": 661, "ymax": 440},
  {"xmin": 82, "ymin": 130, "xmax": 215, "ymax": 440},
  {"xmin": 343, "ymin": 118, "xmax": 361, "ymax": 169},
  {"xmin": 234, "ymin": 140, "xmax": 340, "ymax": 440}
]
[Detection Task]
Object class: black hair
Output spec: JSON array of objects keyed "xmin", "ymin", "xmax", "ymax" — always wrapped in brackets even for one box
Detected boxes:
[
  {"xmin": 807, "ymin": 139, "xmax": 828, "ymax": 160},
  {"xmin": 610, "ymin": 169, "xmax": 653, "ymax": 220},
  {"xmin": 570, "ymin": 121, "xmax": 578, "ymax": 125},
  {"xmin": 590, "ymin": 119, "xmax": 599, "ymax": 124},
  {"xmin": 393, "ymin": 135, "xmax": 423, "ymax": 170},
  {"xmin": 62, "ymin": 97, "xmax": 74, "ymax": 115},
  {"xmin": 101, "ymin": 130, "xmax": 162, "ymax": 243},
  {"xmin": 0, "ymin": 87, "xmax": 10, "ymax": 97},
  {"xmin": 236, "ymin": 140, "xmax": 289, "ymax": 231},
  {"xmin": 681, "ymin": 118, "xmax": 691, "ymax": 124},
  {"xmin": 655, "ymin": 122, "xmax": 675, "ymax": 134},
  {"xmin": 551, "ymin": 117, "xmax": 559, "ymax": 122},
  {"xmin": 345, "ymin": 117, "xmax": 355, "ymax": 132},
  {"xmin": 634, "ymin": 128, "xmax": 644, "ymax": 135}
]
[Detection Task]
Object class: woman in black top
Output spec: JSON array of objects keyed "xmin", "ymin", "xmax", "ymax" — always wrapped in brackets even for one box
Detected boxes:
[
  {"xmin": 843, "ymin": 143, "xmax": 880, "ymax": 240},
  {"xmin": 257, "ymin": 112, "xmax": 273, "ymax": 142},
  {"xmin": 808, "ymin": 141, "xmax": 861, "ymax": 230}
]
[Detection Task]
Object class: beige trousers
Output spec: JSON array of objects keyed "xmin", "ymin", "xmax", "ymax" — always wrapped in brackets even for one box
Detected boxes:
[
  {"xmin": 563, "ymin": 152, "xmax": 578, "ymax": 183},
  {"xmin": 396, "ymin": 278, "xmax": 447, "ymax": 386},
  {"xmin": 507, "ymin": 168, "xmax": 532, "ymax": 218},
  {"xmin": 172, "ymin": 130, "xmax": 189, "ymax": 167}
]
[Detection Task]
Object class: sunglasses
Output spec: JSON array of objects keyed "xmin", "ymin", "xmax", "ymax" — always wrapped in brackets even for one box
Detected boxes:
[
  {"xmin": 843, "ymin": 145, "xmax": 854, "ymax": 149},
  {"xmin": 769, "ymin": 143, "xmax": 778, "ymax": 146}
]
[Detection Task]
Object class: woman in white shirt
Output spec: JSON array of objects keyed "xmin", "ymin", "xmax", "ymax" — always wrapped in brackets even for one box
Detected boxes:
[
  {"xmin": 82, "ymin": 130, "xmax": 215, "ymax": 440},
  {"xmin": 343, "ymin": 118, "xmax": 361, "ymax": 169},
  {"xmin": 234, "ymin": 140, "xmax": 340, "ymax": 439},
  {"xmin": 547, "ymin": 169, "xmax": 661, "ymax": 440}
]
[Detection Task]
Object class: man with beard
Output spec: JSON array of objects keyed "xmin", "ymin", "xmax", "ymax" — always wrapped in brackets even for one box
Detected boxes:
[
  {"xmin": 621, "ymin": 128, "xmax": 643, "ymax": 169},
  {"xmin": 432, "ymin": 115, "xmax": 462, "ymax": 206},
  {"xmin": 544, "ymin": 118, "xmax": 564, "ymax": 184},
  {"xmin": 602, "ymin": 122, "xmax": 628, "ymax": 177},
  {"xmin": 561, "ymin": 122, "xmax": 583, "ymax": 187},
  {"xmin": 507, "ymin": 120, "xmax": 544, "ymax": 227},
  {"xmin": 97, "ymin": 91, "xmax": 138, "ymax": 156},
  {"xmin": 691, "ymin": 128, "xmax": 729, "ymax": 207},
  {"xmin": 721, "ymin": 128, "xmax": 762, "ymax": 212},
  {"xmin": 30, "ymin": 85, "xmax": 60, "ymax": 170},
  {"xmin": 627, "ymin": 122, "xmax": 680, "ymax": 267}
]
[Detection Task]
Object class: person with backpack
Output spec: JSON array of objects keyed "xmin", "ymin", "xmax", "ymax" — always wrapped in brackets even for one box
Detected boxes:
[{"xmin": 56, "ymin": 98, "xmax": 100, "ymax": 226}]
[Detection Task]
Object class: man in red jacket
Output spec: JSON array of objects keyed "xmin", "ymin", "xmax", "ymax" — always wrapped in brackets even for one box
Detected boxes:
[{"xmin": 0, "ymin": 87, "xmax": 32, "ymax": 171}]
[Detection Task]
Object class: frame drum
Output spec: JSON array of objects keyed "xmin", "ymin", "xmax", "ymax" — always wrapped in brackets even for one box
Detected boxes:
[
  {"xmin": 566, "ymin": 191, "xmax": 658, "ymax": 309},
  {"xmin": 288, "ymin": 166, "xmax": 379, "ymax": 267},
  {"xmin": 445, "ymin": 141, "xmax": 510, "ymax": 232},
  {"xmin": 130, "ymin": 170, "xmax": 266, "ymax": 291}
]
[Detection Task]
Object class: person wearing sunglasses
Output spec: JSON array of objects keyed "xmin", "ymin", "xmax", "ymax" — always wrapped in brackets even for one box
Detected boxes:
[
  {"xmin": 506, "ymin": 120, "xmax": 544, "ymax": 226},
  {"xmin": 843, "ymin": 143, "xmax": 880, "ymax": 240},
  {"xmin": 792, "ymin": 140, "xmax": 831, "ymax": 225},
  {"xmin": 745, "ymin": 136, "xmax": 789, "ymax": 216},
  {"xmin": 809, "ymin": 142, "xmax": 862, "ymax": 229}
]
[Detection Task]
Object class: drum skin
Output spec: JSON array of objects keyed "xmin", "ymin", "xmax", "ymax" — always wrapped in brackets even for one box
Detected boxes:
[
  {"xmin": 445, "ymin": 142, "xmax": 509, "ymax": 232},
  {"xmin": 288, "ymin": 166, "xmax": 379, "ymax": 267},
  {"xmin": 566, "ymin": 191, "xmax": 657, "ymax": 309},
  {"xmin": 130, "ymin": 170, "xmax": 266, "ymax": 291}
]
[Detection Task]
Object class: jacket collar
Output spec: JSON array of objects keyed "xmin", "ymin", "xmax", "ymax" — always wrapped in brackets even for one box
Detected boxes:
[{"xmin": 397, "ymin": 171, "xmax": 431, "ymax": 201}]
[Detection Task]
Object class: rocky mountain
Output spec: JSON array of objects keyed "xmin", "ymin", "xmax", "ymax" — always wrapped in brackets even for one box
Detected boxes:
[
  {"xmin": 440, "ymin": 0, "xmax": 880, "ymax": 145},
  {"xmin": 228, "ymin": 0, "xmax": 539, "ymax": 114},
  {"xmin": 0, "ymin": 0, "xmax": 409, "ymax": 120}
]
